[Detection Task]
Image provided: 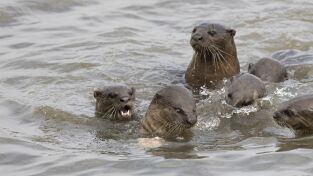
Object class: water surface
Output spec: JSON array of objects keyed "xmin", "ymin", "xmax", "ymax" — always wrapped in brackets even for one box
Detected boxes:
[{"xmin": 1, "ymin": 0, "xmax": 313, "ymax": 175}]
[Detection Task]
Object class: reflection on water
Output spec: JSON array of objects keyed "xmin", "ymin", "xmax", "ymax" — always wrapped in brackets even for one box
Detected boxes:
[{"xmin": 1, "ymin": 0, "xmax": 313, "ymax": 175}]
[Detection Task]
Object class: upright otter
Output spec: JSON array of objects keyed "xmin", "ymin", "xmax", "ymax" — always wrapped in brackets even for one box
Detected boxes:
[
  {"xmin": 248, "ymin": 57, "xmax": 288, "ymax": 82},
  {"xmin": 94, "ymin": 85, "xmax": 135, "ymax": 120},
  {"xmin": 273, "ymin": 94, "xmax": 313, "ymax": 133},
  {"xmin": 226, "ymin": 73, "xmax": 266, "ymax": 107},
  {"xmin": 141, "ymin": 86, "xmax": 197, "ymax": 139},
  {"xmin": 185, "ymin": 23, "xmax": 240, "ymax": 89}
]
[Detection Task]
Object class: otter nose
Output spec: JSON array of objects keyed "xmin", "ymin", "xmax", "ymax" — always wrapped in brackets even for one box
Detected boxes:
[
  {"xmin": 120, "ymin": 97, "xmax": 130, "ymax": 102},
  {"xmin": 273, "ymin": 112, "xmax": 280, "ymax": 120},
  {"xmin": 185, "ymin": 116, "xmax": 197, "ymax": 126},
  {"xmin": 192, "ymin": 34, "xmax": 203, "ymax": 41}
]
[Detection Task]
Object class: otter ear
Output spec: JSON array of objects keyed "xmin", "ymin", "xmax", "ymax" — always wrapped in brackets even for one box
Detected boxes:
[
  {"xmin": 153, "ymin": 93, "xmax": 164, "ymax": 103},
  {"xmin": 226, "ymin": 29, "xmax": 236, "ymax": 36},
  {"xmin": 282, "ymin": 68, "xmax": 288, "ymax": 80},
  {"xmin": 131, "ymin": 87, "xmax": 136, "ymax": 95},
  {"xmin": 130, "ymin": 87, "xmax": 136, "ymax": 98},
  {"xmin": 248, "ymin": 63, "xmax": 254, "ymax": 72},
  {"xmin": 155, "ymin": 93, "xmax": 163, "ymax": 100},
  {"xmin": 94, "ymin": 90, "xmax": 102, "ymax": 98}
]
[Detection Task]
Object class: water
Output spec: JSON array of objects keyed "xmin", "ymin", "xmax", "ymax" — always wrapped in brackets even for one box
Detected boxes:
[{"xmin": 1, "ymin": 0, "xmax": 313, "ymax": 175}]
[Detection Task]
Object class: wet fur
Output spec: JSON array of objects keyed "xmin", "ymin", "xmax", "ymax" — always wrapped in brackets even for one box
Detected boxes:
[
  {"xmin": 141, "ymin": 86, "xmax": 197, "ymax": 139},
  {"xmin": 274, "ymin": 94, "xmax": 313, "ymax": 132},
  {"xmin": 94, "ymin": 85, "xmax": 135, "ymax": 120},
  {"xmin": 226, "ymin": 73, "xmax": 266, "ymax": 107},
  {"xmin": 248, "ymin": 57, "xmax": 288, "ymax": 82},
  {"xmin": 185, "ymin": 23, "xmax": 240, "ymax": 89}
]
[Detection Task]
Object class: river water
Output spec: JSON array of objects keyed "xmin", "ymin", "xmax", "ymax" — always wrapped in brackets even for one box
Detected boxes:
[{"xmin": 1, "ymin": 0, "xmax": 313, "ymax": 175}]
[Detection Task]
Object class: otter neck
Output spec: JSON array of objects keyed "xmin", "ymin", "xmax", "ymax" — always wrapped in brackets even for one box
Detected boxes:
[{"xmin": 193, "ymin": 48, "xmax": 239, "ymax": 75}]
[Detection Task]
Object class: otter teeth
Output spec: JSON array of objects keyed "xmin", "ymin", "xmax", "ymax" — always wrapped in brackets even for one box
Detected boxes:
[{"xmin": 121, "ymin": 110, "xmax": 130, "ymax": 117}]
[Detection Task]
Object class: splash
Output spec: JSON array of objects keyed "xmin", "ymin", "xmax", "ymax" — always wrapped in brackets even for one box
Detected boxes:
[
  {"xmin": 274, "ymin": 87, "xmax": 297, "ymax": 97},
  {"xmin": 137, "ymin": 137, "xmax": 165, "ymax": 148}
]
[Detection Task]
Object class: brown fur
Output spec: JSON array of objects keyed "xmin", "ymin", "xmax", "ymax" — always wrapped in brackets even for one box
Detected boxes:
[
  {"xmin": 248, "ymin": 57, "xmax": 288, "ymax": 82},
  {"xmin": 141, "ymin": 86, "xmax": 197, "ymax": 139},
  {"xmin": 185, "ymin": 23, "xmax": 240, "ymax": 89},
  {"xmin": 94, "ymin": 85, "xmax": 135, "ymax": 121},
  {"xmin": 226, "ymin": 73, "xmax": 266, "ymax": 107},
  {"xmin": 274, "ymin": 94, "xmax": 313, "ymax": 132}
]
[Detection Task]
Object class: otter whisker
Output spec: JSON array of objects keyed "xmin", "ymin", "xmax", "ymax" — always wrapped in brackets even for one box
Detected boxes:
[
  {"xmin": 113, "ymin": 108, "xmax": 119, "ymax": 120},
  {"xmin": 212, "ymin": 45, "xmax": 234, "ymax": 74},
  {"xmin": 166, "ymin": 123, "xmax": 179, "ymax": 137},
  {"xmin": 215, "ymin": 50, "xmax": 227, "ymax": 74},
  {"xmin": 102, "ymin": 104, "xmax": 115, "ymax": 113},
  {"xmin": 108, "ymin": 105, "xmax": 118, "ymax": 120},
  {"xmin": 216, "ymin": 49, "xmax": 231, "ymax": 74},
  {"xmin": 297, "ymin": 114, "xmax": 312, "ymax": 127},
  {"xmin": 211, "ymin": 46, "xmax": 227, "ymax": 74},
  {"xmin": 206, "ymin": 47, "xmax": 218, "ymax": 72},
  {"xmin": 213, "ymin": 45, "xmax": 236, "ymax": 64},
  {"xmin": 200, "ymin": 47, "xmax": 207, "ymax": 65},
  {"xmin": 100, "ymin": 105, "xmax": 115, "ymax": 118}
]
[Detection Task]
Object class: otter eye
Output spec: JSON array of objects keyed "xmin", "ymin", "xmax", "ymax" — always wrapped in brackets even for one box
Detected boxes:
[
  {"xmin": 108, "ymin": 92, "xmax": 118, "ymax": 98},
  {"xmin": 227, "ymin": 93, "xmax": 232, "ymax": 99},
  {"xmin": 192, "ymin": 28, "xmax": 196, "ymax": 33},
  {"xmin": 208, "ymin": 31, "xmax": 216, "ymax": 36},
  {"xmin": 175, "ymin": 108, "xmax": 184, "ymax": 114},
  {"xmin": 128, "ymin": 91, "xmax": 133, "ymax": 96}
]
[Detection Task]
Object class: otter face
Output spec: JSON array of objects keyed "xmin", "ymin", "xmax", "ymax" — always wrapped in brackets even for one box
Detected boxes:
[
  {"xmin": 226, "ymin": 90, "xmax": 258, "ymax": 108},
  {"xmin": 190, "ymin": 23, "xmax": 236, "ymax": 51},
  {"xmin": 142, "ymin": 86, "xmax": 197, "ymax": 138},
  {"xmin": 156, "ymin": 94, "xmax": 197, "ymax": 129},
  {"xmin": 94, "ymin": 85, "xmax": 135, "ymax": 120},
  {"xmin": 273, "ymin": 97, "xmax": 313, "ymax": 132},
  {"xmin": 273, "ymin": 109, "xmax": 307, "ymax": 130}
]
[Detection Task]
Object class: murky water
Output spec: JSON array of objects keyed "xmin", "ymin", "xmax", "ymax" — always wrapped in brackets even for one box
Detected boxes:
[{"xmin": 1, "ymin": 0, "xmax": 313, "ymax": 175}]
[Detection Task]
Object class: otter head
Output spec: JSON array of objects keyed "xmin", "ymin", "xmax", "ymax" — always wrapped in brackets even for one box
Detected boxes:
[
  {"xmin": 94, "ymin": 85, "xmax": 135, "ymax": 121},
  {"xmin": 142, "ymin": 86, "xmax": 197, "ymax": 139},
  {"xmin": 185, "ymin": 23, "xmax": 239, "ymax": 89},
  {"xmin": 190, "ymin": 23, "xmax": 236, "ymax": 52},
  {"xmin": 273, "ymin": 96, "xmax": 313, "ymax": 132},
  {"xmin": 273, "ymin": 109, "xmax": 305, "ymax": 130},
  {"xmin": 248, "ymin": 58, "xmax": 288, "ymax": 83},
  {"xmin": 226, "ymin": 73, "xmax": 266, "ymax": 107}
]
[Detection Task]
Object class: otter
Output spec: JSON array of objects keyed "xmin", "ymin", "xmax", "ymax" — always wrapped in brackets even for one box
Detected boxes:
[
  {"xmin": 273, "ymin": 94, "xmax": 313, "ymax": 133},
  {"xmin": 226, "ymin": 73, "xmax": 266, "ymax": 107},
  {"xmin": 141, "ymin": 86, "xmax": 197, "ymax": 139},
  {"xmin": 93, "ymin": 85, "xmax": 135, "ymax": 120},
  {"xmin": 185, "ymin": 23, "xmax": 240, "ymax": 89},
  {"xmin": 248, "ymin": 57, "xmax": 288, "ymax": 82}
]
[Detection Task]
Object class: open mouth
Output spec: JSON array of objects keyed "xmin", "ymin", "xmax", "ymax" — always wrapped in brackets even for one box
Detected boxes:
[{"xmin": 119, "ymin": 105, "xmax": 132, "ymax": 119}]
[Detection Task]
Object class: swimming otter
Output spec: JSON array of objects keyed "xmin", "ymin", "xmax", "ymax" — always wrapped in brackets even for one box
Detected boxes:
[
  {"xmin": 185, "ymin": 23, "xmax": 240, "ymax": 89},
  {"xmin": 94, "ymin": 85, "xmax": 135, "ymax": 120},
  {"xmin": 141, "ymin": 86, "xmax": 197, "ymax": 139},
  {"xmin": 273, "ymin": 94, "xmax": 313, "ymax": 133},
  {"xmin": 226, "ymin": 73, "xmax": 266, "ymax": 107},
  {"xmin": 248, "ymin": 57, "xmax": 288, "ymax": 82}
]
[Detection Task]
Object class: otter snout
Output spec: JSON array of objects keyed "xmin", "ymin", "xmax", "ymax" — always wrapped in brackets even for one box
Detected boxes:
[
  {"xmin": 273, "ymin": 111, "xmax": 292, "ymax": 127},
  {"xmin": 120, "ymin": 96, "xmax": 130, "ymax": 102},
  {"xmin": 184, "ymin": 114, "xmax": 197, "ymax": 126},
  {"xmin": 191, "ymin": 33, "xmax": 203, "ymax": 42},
  {"xmin": 273, "ymin": 111, "xmax": 282, "ymax": 121}
]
